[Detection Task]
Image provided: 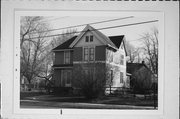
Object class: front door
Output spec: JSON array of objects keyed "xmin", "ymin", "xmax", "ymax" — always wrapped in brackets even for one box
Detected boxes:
[{"xmin": 62, "ymin": 70, "xmax": 72, "ymax": 87}]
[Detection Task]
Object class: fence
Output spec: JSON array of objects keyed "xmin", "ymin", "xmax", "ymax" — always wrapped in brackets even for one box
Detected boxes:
[{"xmin": 104, "ymin": 85, "xmax": 158, "ymax": 109}]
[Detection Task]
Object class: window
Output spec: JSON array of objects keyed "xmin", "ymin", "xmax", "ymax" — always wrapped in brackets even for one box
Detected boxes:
[
  {"xmin": 64, "ymin": 51, "xmax": 70, "ymax": 64},
  {"xmin": 107, "ymin": 50, "xmax": 113, "ymax": 62},
  {"xmin": 63, "ymin": 70, "xmax": 72, "ymax": 87},
  {"xmin": 85, "ymin": 36, "xmax": 89, "ymax": 42},
  {"xmin": 83, "ymin": 47, "xmax": 95, "ymax": 61},
  {"xmin": 120, "ymin": 54, "xmax": 124, "ymax": 65},
  {"xmin": 89, "ymin": 48, "xmax": 95, "ymax": 61},
  {"xmin": 66, "ymin": 70, "xmax": 71, "ymax": 84},
  {"xmin": 120, "ymin": 72, "xmax": 123, "ymax": 83},
  {"xmin": 85, "ymin": 35, "xmax": 93, "ymax": 42},
  {"xmin": 90, "ymin": 35, "xmax": 93, "ymax": 42},
  {"xmin": 84, "ymin": 48, "xmax": 89, "ymax": 61}
]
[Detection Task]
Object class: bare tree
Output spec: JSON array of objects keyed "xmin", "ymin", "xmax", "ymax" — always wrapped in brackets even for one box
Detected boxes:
[
  {"xmin": 141, "ymin": 27, "xmax": 158, "ymax": 75},
  {"xmin": 52, "ymin": 29, "xmax": 77, "ymax": 48},
  {"xmin": 125, "ymin": 41, "xmax": 141, "ymax": 63},
  {"xmin": 20, "ymin": 16, "xmax": 51, "ymax": 88}
]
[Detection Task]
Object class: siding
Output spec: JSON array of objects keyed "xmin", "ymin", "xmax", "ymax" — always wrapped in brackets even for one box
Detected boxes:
[
  {"xmin": 54, "ymin": 50, "xmax": 73, "ymax": 65},
  {"xmin": 72, "ymin": 63, "xmax": 106, "ymax": 88},
  {"xmin": 53, "ymin": 69, "xmax": 61, "ymax": 87},
  {"xmin": 73, "ymin": 47, "xmax": 82, "ymax": 61},
  {"xmin": 95, "ymin": 46, "xmax": 106, "ymax": 61},
  {"xmin": 70, "ymin": 51, "xmax": 73, "ymax": 64},
  {"xmin": 54, "ymin": 51, "xmax": 64, "ymax": 64}
]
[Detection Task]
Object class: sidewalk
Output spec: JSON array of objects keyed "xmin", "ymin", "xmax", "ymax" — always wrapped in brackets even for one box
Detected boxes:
[
  {"xmin": 20, "ymin": 93, "xmax": 157, "ymax": 109},
  {"xmin": 20, "ymin": 99, "xmax": 155, "ymax": 109}
]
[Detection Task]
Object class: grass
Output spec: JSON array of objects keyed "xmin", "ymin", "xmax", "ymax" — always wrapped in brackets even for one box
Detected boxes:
[{"xmin": 20, "ymin": 91, "xmax": 157, "ymax": 109}]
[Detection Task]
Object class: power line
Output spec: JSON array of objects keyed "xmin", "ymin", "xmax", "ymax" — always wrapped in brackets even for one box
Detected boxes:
[
  {"xmin": 25, "ymin": 20, "xmax": 158, "ymax": 40},
  {"xmin": 29, "ymin": 16, "xmax": 134, "ymax": 34},
  {"xmin": 41, "ymin": 16, "xmax": 69, "ymax": 23}
]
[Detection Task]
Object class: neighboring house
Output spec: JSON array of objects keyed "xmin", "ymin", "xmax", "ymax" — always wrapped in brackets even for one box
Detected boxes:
[
  {"xmin": 127, "ymin": 61, "xmax": 155, "ymax": 92},
  {"xmin": 52, "ymin": 25, "xmax": 128, "ymax": 94}
]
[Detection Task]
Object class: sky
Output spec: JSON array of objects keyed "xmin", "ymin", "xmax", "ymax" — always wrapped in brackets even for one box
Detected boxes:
[{"xmin": 43, "ymin": 16, "xmax": 158, "ymax": 48}]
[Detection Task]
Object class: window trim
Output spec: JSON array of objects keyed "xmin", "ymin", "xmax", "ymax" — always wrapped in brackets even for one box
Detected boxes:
[
  {"xmin": 89, "ymin": 47, "xmax": 95, "ymax": 61},
  {"xmin": 85, "ymin": 36, "xmax": 89, "ymax": 42},
  {"xmin": 64, "ymin": 51, "xmax": 70, "ymax": 64},
  {"xmin": 120, "ymin": 54, "xmax": 124, "ymax": 65},
  {"xmin": 90, "ymin": 35, "xmax": 93, "ymax": 42},
  {"xmin": 83, "ymin": 46, "xmax": 95, "ymax": 62},
  {"xmin": 84, "ymin": 47, "xmax": 89, "ymax": 61},
  {"xmin": 85, "ymin": 35, "xmax": 93, "ymax": 42},
  {"xmin": 62, "ymin": 69, "xmax": 72, "ymax": 87}
]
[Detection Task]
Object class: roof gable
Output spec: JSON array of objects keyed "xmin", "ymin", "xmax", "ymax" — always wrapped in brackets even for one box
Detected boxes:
[
  {"xmin": 74, "ymin": 30, "xmax": 104, "ymax": 47},
  {"xmin": 109, "ymin": 35, "xmax": 124, "ymax": 48},
  {"xmin": 52, "ymin": 25, "xmax": 127, "ymax": 52},
  {"xmin": 69, "ymin": 25, "xmax": 117, "ymax": 49}
]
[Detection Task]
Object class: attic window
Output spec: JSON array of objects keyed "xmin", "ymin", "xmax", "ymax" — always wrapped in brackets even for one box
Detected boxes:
[
  {"xmin": 90, "ymin": 35, "xmax": 93, "ymax": 42},
  {"xmin": 85, "ymin": 36, "xmax": 89, "ymax": 42},
  {"xmin": 85, "ymin": 35, "xmax": 93, "ymax": 42}
]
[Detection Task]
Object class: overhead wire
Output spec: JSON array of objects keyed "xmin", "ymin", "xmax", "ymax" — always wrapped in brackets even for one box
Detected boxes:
[
  {"xmin": 25, "ymin": 20, "xmax": 158, "ymax": 40},
  {"xmin": 29, "ymin": 16, "xmax": 134, "ymax": 34}
]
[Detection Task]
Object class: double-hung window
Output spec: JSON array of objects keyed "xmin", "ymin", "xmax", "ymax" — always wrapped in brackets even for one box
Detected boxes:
[
  {"xmin": 90, "ymin": 35, "xmax": 93, "ymax": 42},
  {"xmin": 85, "ymin": 36, "xmax": 89, "ymax": 42},
  {"xmin": 84, "ymin": 48, "xmax": 89, "ymax": 61},
  {"xmin": 85, "ymin": 35, "xmax": 93, "ymax": 42},
  {"xmin": 89, "ymin": 48, "xmax": 95, "ymax": 61},
  {"xmin": 120, "ymin": 54, "xmax": 124, "ymax": 65},
  {"xmin": 64, "ymin": 51, "xmax": 70, "ymax": 64},
  {"xmin": 84, "ymin": 47, "xmax": 95, "ymax": 61}
]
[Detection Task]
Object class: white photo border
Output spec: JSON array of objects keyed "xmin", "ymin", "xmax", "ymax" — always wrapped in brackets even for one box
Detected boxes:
[{"xmin": 1, "ymin": 1, "xmax": 179, "ymax": 119}]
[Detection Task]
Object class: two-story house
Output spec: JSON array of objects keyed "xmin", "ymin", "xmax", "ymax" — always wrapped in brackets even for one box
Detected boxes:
[{"xmin": 52, "ymin": 25, "xmax": 128, "ymax": 94}]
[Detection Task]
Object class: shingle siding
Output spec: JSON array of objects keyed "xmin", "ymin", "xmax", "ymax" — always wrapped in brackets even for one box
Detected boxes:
[
  {"xmin": 70, "ymin": 51, "xmax": 73, "ymax": 64},
  {"xmin": 95, "ymin": 46, "xmax": 106, "ymax": 61},
  {"xmin": 73, "ymin": 47, "xmax": 82, "ymax": 61},
  {"xmin": 54, "ymin": 51, "xmax": 64, "ymax": 64}
]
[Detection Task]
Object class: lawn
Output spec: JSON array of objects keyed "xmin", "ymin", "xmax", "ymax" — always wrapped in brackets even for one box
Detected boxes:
[{"xmin": 20, "ymin": 91, "xmax": 157, "ymax": 109}]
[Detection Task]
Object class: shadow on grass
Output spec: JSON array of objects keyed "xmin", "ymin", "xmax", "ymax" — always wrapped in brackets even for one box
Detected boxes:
[{"xmin": 20, "ymin": 91, "xmax": 157, "ymax": 108}]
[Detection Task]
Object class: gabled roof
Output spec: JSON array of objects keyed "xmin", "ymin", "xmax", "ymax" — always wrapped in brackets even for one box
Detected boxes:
[
  {"xmin": 109, "ymin": 35, "xmax": 124, "ymax": 49},
  {"xmin": 127, "ymin": 62, "xmax": 150, "ymax": 74},
  {"xmin": 52, "ymin": 36, "xmax": 77, "ymax": 51},
  {"xmin": 69, "ymin": 25, "xmax": 117, "ymax": 49},
  {"xmin": 52, "ymin": 25, "xmax": 126, "ymax": 51}
]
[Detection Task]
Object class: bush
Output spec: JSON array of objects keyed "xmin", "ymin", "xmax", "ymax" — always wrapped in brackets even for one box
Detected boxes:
[
  {"xmin": 52, "ymin": 87, "xmax": 73, "ymax": 96},
  {"xmin": 79, "ymin": 78, "xmax": 105, "ymax": 99}
]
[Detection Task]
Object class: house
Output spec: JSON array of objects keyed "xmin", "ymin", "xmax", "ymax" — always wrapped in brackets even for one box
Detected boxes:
[
  {"xmin": 127, "ymin": 61, "xmax": 155, "ymax": 93},
  {"xmin": 52, "ymin": 25, "xmax": 128, "ymax": 94}
]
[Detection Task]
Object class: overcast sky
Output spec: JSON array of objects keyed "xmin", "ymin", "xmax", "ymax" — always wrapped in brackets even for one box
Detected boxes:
[{"xmin": 44, "ymin": 16, "xmax": 158, "ymax": 48}]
